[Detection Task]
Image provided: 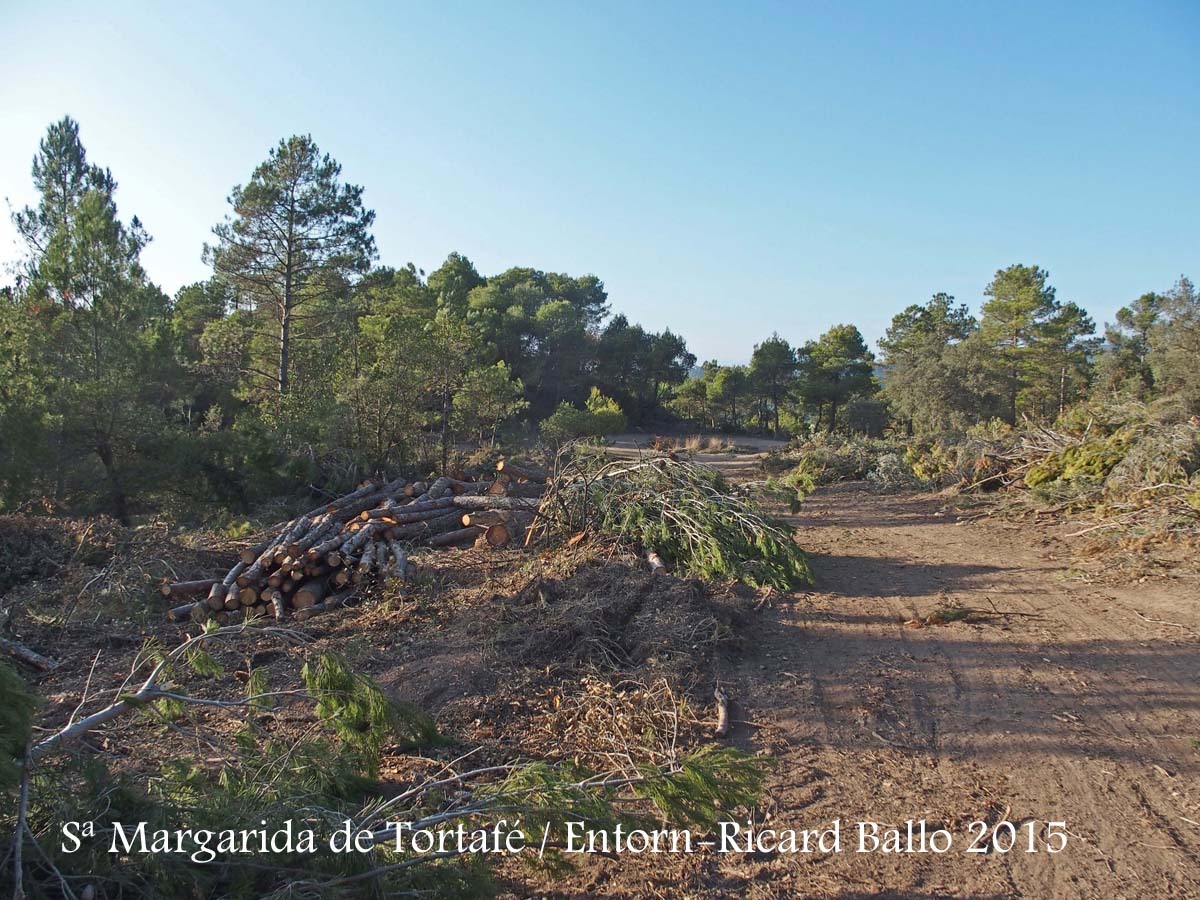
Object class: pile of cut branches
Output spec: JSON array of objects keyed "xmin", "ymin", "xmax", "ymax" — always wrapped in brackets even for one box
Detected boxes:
[
  {"xmin": 954, "ymin": 401, "xmax": 1200, "ymax": 542},
  {"xmin": 533, "ymin": 454, "xmax": 812, "ymax": 589},
  {"xmin": 164, "ymin": 466, "xmax": 543, "ymax": 624}
]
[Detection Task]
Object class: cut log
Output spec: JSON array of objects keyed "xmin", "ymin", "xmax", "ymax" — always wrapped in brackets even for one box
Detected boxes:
[
  {"xmin": 482, "ymin": 522, "xmax": 511, "ymax": 548},
  {"xmin": 462, "ymin": 509, "xmax": 533, "ymax": 528},
  {"xmin": 451, "ymin": 495, "xmax": 540, "ymax": 512},
  {"xmin": 309, "ymin": 530, "xmax": 350, "ymax": 563},
  {"xmin": 426, "ymin": 476, "xmax": 454, "ymax": 499},
  {"xmin": 361, "ymin": 498, "xmax": 399, "ymax": 521},
  {"xmin": 428, "ymin": 525, "xmax": 483, "ymax": 547},
  {"xmin": 448, "ymin": 478, "xmax": 488, "ymax": 495},
  {"xmin": 357, "ymin": 540, "xmax": 377, "ymax": 575},
  {"xmin": 385, "ymin": 540, "xmax": 408, "ymax": 579},
  {"xmin": 0, "ymin": 637, "xmax": 58, "ymax": 672},
  {"xmin": 312, "ymin": 478, "xmax": 390, "ymax": 517},
  {"xmin": 506, "ymin": 481, "xmax": 546, "ymax": 499},
  {"xmin": 293, "ymin": 579, "xmax": 327, "ymax": 610},
  {"xmin": 486, "ymin": 479, "xmax": 509, "ymax": 497},
  {"xmin": 496, "ymin": 459, "xmax": 548, "ymax": 483},
  {"xmin": 714, "ymin": 685, "xmax": 730, "ymax": 738},
  {"xmin": 294, "ymin": 589, "xmax": 349, "ymax": 622},
  {"xmin": 239, "ymin": 539, "xmax": 273, "ymax": 565},
  {"xmin": 237, "ymin": 586, "xmax": 259, "ymax": 607},
  {"xmin": 326, "ymin": 477, "xmax": 408, "ymax": 524},
  {"xmin": 207, "ymin": 561, "xmax": 247, "ymax": 611},
  {"xmin": 159, "ymin": 578, "xmax": 218, "ymax": 599},
  {"xmin": 168, "ymin": 601, "xmax": 202, "ymax": 622},
  {"xmin": 288, "ymin": 517, "xmax": 339, "ymax": 557},
  {"xmin": 388, "ymin": 510, "xmax": 463, "ymax": 541},
  {"xmin": 361, "ymin": 496, "xmax": 455, "ymax": 526},
  {"xmin": 337, "ymin": 519, "xmax": 386, "ymax": 561}
]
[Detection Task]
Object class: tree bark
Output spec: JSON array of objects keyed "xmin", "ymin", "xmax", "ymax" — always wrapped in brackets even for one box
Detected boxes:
[
  {"xmin": 496, "ymin": 459, "xmax": 548, "ymax": 483},
  {"xmin": 159, "ymin": 578, "xmax": 218, "ymax": 599},
  {"xmin": 452, "ymin": 496, "xmax": 540, "ymax": 512},
  {"xmin": 293, "ymin": 579, "xmax": 327, "ymax": 610},
  {"xmin": 0, "ymin": 637, "xmax": 58, "ymax": 671},
  {"xmin": 428, "ymin": 525, "xmax": 483, "ymax": 547}
]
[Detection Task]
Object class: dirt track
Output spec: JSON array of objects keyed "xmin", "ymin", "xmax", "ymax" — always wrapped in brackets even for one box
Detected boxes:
[{"xmin": 711, "ymin": 484, "xmax": 1200, "ymax": 898}]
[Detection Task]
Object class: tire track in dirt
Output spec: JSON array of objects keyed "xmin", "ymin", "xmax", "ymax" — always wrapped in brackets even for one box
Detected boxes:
[{"xmin": 717, "ymin": 483, "xmax": 1200, "ymax": 899}]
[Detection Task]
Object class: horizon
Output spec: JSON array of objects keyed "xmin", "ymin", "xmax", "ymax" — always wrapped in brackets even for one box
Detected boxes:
[{"xmin": 1, "ymin": 0, "xmax": 1197, "ymax": 363}]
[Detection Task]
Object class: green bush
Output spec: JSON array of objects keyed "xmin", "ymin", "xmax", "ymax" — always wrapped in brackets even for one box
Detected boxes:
[{"xmin": 540, "ymin": 391, "xmax": 628, "ymax": 446}]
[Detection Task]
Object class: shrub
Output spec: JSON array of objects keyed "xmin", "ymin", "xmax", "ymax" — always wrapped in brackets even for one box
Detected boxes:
[
  {"xmin": 584, "ymin": 388, "xmax": 627, "ymax": 434},
  {"xmin": 540, "ymin": 391, "xmax": 628, "ymax": 447}
]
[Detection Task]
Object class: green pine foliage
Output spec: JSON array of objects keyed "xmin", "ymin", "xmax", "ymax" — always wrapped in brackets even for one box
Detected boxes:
[
  {"xmin": 0, "ymin": 662, "xmax": 35, "ymax": 792},
  {"xmin": 302, "ymin": 653, "xmax": 439, "ymax": 763},
  {"xmin": 632, "ymin": 746, "xmax": 766, "ymax": 829},
  {"xmin": 548, "ymin": 456, "xmax": 813, "ymax": 589}
]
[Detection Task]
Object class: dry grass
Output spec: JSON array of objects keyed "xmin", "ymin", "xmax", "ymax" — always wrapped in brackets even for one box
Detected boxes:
[{"xmin": 650, "ymin": 434, "xmax": 737, "ymax": 453}]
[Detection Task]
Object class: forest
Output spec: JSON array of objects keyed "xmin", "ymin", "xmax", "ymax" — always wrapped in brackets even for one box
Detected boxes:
[
  {"xmin": 3, "ymin": 116, "xmax": 1200, "ymax": 899},
  {"xmin": 4, "ymin": 117, "xmax": 1196, "ymax": 526}
]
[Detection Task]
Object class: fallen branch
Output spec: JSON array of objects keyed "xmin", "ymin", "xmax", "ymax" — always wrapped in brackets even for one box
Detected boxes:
[
  {"xmin": 713, "ymin": 684, "xmax": 730, "ymax": 738},
  {"xmin": 0, "ymin": 637, "xmax": 58, "ymax": 672},
  {"xmin": 30, "ymin": 625, "xmax": 307, "ymax": 762},
  {"xmin": 1133, "ymin": 609, "xmax": 1193, "ymax": 631}
]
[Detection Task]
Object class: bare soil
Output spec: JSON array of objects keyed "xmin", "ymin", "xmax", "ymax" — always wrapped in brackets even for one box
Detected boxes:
[
  {"xmin": 700, "ymin": 483, "xmax": 1200, "ymax": 899},
  {"xmin": 10, "ymin": 472, "xmax": 1200, "ymax": 898}
]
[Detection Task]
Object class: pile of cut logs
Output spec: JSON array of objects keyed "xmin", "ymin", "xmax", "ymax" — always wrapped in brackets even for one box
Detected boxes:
[{"xmin": 162, "ymin": 460, "xmax": 547, "ymax": 624}]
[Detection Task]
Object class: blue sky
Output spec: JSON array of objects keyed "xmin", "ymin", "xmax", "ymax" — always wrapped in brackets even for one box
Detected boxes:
[{"xmin": 1, "ymin": 0, "xmax": 1196, "ymax": 363}]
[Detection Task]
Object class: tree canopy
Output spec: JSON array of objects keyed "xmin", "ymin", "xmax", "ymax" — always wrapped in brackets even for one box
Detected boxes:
[{"xmin": 2, "ymin": 116, "xmax": 1196, "ymax": 519}]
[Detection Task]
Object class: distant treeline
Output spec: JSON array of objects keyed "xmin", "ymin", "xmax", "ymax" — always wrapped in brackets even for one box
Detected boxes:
[
  {"xmin": 1, "ymin": 117, "xmax": 1196, "ymax": 521},
  {"xmin": 673, "ymin": 272, "xmax": 1198, "ymax": 438}
]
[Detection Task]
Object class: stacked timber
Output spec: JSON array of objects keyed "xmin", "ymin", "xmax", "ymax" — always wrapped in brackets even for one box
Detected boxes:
[{"xmin": 163, "ymin": 460, "xmax": 547, "ymax": 625}]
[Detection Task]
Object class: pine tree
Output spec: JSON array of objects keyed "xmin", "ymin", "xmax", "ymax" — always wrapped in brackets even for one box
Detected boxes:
[
  {"xmin": 9, "ymin": 117, "xmax": 170, "ymax": 520},
  {"xmin": 205, "ymin": 136, "xmax": 376, "ymax": 417}
]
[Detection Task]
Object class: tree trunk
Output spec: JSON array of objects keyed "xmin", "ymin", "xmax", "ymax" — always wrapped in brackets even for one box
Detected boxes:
[
  {"xmin": 452, "ymin": 495, "xmax": 540, "ymax": 512},
  {"xmin": 496, "ymin": 459, "xmax": 548, "ymax": 483},
  {"xmin": 96, "ymin": 438, "xmax": 130, "ymax": 524},
  {"xmin": 159, "ymin": 579, "xmax": 218, "ymax": 599},
  {"xmin": 428, "ymin": 525, "xmax": 483, "ymax": 547},
  {"xmin": 440, "ymin": 383, "xmax": 451, "ymax": 474},
  {"xmin": 278, "ymin": 309, "xmax": 291, "ymax": 400}
]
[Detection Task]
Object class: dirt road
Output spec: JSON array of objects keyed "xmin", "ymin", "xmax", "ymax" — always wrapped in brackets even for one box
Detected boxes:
[{"xmin": 714, "ymin": 484, "xmax": 1200, "ymax": 898}]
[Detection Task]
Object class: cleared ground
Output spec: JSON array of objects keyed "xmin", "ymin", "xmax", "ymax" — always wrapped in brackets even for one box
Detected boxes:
[{"xmin": 706, "ymin": 483, "xmax": 1200, "ymax": 898}]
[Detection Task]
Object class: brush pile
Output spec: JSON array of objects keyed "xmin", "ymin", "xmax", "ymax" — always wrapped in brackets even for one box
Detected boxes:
[
  {"xmin": 935, "ymin": 400, "xmax": 1200, "ymax": 541},
  {"xmin": 163, "ymin": 464, "xmax": 545, "ymax": 624},
  {"xmin": 533, "ymin": 454, "xmax": 813, "ymax": 589}
]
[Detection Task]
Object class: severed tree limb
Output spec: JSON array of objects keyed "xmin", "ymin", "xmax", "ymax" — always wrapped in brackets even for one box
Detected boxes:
[
  {"xmin": 646, "ymin": 550, "xmax": 668, "ymax": 575},
  {"xmin": 451, "ymin": 496, "xmax": 540, "ymax": 512},
  {"xmin": 159, "ymin": 578, "xmax": 219, "ymax": 599},
  {"xmin": 714, "ymin": 684, "xmax": 731, "ymax": 738},
  {"xmin": 496, "ymin": 459, "xmax": 548, "ymax": 483},
  {"xmin": 428, "ymin": 525, "xmax": 483, "ymax": 548},
  {"xmin": 30, "ymin": 625, "xmax": 307, "ymax": 763},
  {"xmin": 0, "ymin": 637, "xmax": 58, "ymax": 672}
]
